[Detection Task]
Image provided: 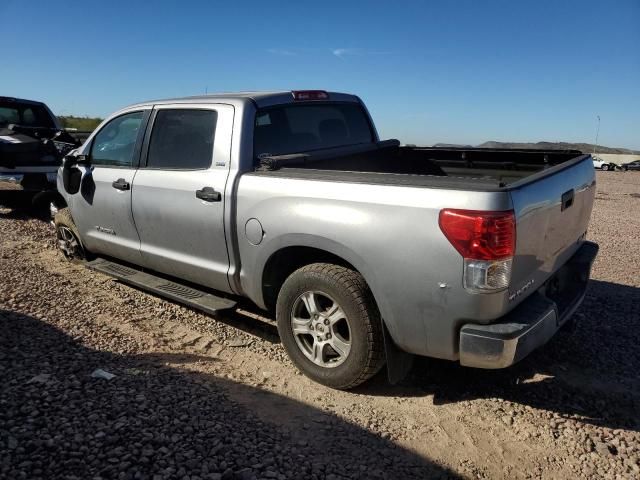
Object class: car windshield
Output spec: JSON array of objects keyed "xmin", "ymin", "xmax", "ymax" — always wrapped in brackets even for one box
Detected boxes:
[
  {"xmin": 254, "ymin": 102, "xmax": 373, "ymax": 157},
  {"xmin": 0, "ymin": 101, "xmax": 56, "ymax": 129}
]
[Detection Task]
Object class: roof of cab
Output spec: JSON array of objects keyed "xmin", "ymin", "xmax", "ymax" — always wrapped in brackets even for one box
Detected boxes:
[
  {"xmin": 127, "ymin": 91, "xmax": 361, "ymax": 110},
  {"xmin": 0, "ymin": 96, "xmax": 47, "ymax": 106}
]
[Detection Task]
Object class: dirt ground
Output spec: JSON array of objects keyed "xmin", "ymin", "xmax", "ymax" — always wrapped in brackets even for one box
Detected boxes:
[{"xmin": 1, "ymin": 171, "xmax": 639, "ymax": 479}]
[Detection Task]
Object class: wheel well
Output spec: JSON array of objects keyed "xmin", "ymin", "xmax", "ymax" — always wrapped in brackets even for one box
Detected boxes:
[
  {"xmin": 262, "ymin": 246, "xmax": 357, "ymax": 313},
  {"xmin": 31, "ymin": 190, "xmax": 67, "ymax": 210},
  {"xmin": 52, "ymin": 192, "xmax": 67, "ymax": 208}
]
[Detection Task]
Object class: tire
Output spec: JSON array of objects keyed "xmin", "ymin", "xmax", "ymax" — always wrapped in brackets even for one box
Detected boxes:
[
  {"xmin": 31, "ymin": 191, "xmax": 62, "ymax": 219},
  {"xmin": 601, "ymin": 164, "xmax": 609, "ymax": 171},
  {"xmin": 0, "ymin": 191, "xmax": 35, "ymax": 209},
  {"xmin": 54, "ymin": 208, "xmax": 89, "ymax": 262},
  {"xmin": 276, "ymin": 263, "xmax": 385, "ymax": 389}
]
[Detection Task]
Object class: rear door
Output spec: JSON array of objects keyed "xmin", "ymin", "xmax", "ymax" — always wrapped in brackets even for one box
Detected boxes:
[
  {"xmin": 131, "ymin": 104, "xmax": 234, "ymax": 292},
  {"xmin": 69, "ymin": 108, "xmax": 150, "ymax": 264}
]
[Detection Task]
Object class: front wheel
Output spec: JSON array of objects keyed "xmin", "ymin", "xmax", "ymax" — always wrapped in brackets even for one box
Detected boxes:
[
  {"xmin": 276, "ymin": 263, "xmax": 385, "ymax": 389},
  {"xmin": 601, "ymin": 164, "xmax": 609, "ymax": 171},
  {"xmin": 54, "ymin": 208, "xmax": 89, "ymax": 262}
]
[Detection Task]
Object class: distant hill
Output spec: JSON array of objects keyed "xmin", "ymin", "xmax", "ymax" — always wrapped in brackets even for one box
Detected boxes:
[
  {"xmin": 432, "ymin": 141, "xmax": 639, "ymax": 154},
  {"xmin": 477, "ymin": 141, "xmax": 640, "ymax": 154},
  {"xmin": 432, "ymin": 143, "xmax": 474, "ymax": 148},
  {"xmin": 58, "ymin": 115, "xmax": 103, "ymax": 131}
]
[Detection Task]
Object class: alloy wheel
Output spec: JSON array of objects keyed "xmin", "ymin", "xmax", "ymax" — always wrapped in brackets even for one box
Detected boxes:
[
  {"xmin": 56, "ymin": 225, "xmax": 82, "ymax": 260},
  {"xmin": 290, "ymin": 291, "xmax": 352, "ymax": 368}
]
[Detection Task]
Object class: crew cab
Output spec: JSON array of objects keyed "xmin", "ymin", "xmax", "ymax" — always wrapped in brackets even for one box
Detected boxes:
[
  {"xmin": 55, "ymin": 91, "xmax": 598, "ymax": 389},
  {"xmin": 0, "ymin": 96, "xmax": 78, "ymax": 209}
]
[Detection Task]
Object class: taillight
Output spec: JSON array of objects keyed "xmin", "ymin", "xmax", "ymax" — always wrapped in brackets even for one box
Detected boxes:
[
  {"xmin": 439, "ymin": 209, "xmax": 516, "ymax": 292},
  {"xmin": 291, "ymin": 90, "xmax": 329, "ymax": 101}
]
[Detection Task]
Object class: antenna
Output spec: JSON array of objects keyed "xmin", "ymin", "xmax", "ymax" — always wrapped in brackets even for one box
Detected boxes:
[{"xmin": 205, "ymin": 86, "xmax": 208, "ymax": 95}]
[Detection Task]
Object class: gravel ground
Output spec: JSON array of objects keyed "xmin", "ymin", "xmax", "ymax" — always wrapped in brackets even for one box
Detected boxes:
[{"xmin": 1, "ymin": 171, "xmax": 639, "ymax": 479}]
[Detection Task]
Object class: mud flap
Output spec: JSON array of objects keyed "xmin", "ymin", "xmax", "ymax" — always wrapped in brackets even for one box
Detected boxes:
[{"xmin": 382, "ymin": 322, "xmax": 414, "ymax": 384}]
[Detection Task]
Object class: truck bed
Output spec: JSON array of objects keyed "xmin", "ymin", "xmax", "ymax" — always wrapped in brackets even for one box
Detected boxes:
[
  {"xmin": 242, "ymin": 141, "xmax": 595, "ymax": 360},
  {"xmin": 255, "ymin": 142, "xmax": 589, "ymax": 191}
]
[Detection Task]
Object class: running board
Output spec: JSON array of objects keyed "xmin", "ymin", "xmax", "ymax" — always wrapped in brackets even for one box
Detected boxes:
[{"xmin": 87, "ymin": 258, "xmax": 237, "ymax": 314}]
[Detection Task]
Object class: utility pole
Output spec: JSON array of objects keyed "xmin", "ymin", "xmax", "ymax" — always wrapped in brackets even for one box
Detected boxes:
[{"xmin": 593, "ymin": 115, "xmax": 600, "ymax": 157}]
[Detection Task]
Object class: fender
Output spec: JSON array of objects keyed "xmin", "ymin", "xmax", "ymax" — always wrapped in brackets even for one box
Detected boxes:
[
  {"xmin": 249, "ymin": 232, "xmax": 414, "ymax": 383},
  {"xmin": 248, "ymin": 233, "xmax": 406, "ymax": 343}
]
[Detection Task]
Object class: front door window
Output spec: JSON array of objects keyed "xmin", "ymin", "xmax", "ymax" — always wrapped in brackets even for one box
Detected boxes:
[{"xmin": 91, "ymin": 112, "xmax": 144, "ymax": 167}]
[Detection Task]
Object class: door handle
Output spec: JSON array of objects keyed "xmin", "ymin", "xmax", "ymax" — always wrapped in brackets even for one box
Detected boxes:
[
  {"xmin": 112, "ymin": 178, "xmax": 130, "ymax": 191},
  {"xmin": 561, "ymin": 189, "xmax": 574, "ymax": 211},
  {"xmin": 196, "ymin": 186, "xmax": 221, "ymax": 202}
]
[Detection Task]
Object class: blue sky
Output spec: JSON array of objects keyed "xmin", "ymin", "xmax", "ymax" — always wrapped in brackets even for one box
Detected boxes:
[{"xmin": 2, "ymin": 0, "xmax": 639, "ymax": 149}]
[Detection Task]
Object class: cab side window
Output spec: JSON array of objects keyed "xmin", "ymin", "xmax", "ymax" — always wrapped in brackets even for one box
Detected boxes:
[
  {"xmin": 146, "ymin": 109, "xmax": 217, "ymax": 170},
  {"xmin": 91, "ymin": 112, "xmax": 144, "ymax": 167}
]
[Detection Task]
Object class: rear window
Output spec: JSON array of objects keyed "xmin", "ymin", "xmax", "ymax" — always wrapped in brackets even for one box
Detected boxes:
[
  {"xmin": 147, "ymin": 109, "xmax": 217, "ymax": 170},
  {"xmin": 254, "ymin": 103, "xmax": 373, "ymax": 157},
  {"xmin": 0, "ymin": 102, "xmax": 56, "ymax": 129}
]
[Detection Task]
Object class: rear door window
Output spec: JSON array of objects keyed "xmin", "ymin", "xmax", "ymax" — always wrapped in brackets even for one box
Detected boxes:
[
  {"xmin": 254, "ymin": 103, "xmax": 373, "ymax": 157},
  {"xmin": 146, "ymin": 109, "xmax": 217, "ymax": 170}
]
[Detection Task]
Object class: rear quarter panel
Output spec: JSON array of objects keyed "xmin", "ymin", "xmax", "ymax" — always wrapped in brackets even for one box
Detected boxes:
[{"xmin": 236, "ymin": 174, "xmax": 515, "ymax": 359}]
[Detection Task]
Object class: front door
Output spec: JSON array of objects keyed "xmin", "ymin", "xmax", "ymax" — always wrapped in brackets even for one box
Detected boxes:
[
  {"xmin": 131, "ymin": 104, "xmax": 233, "ymax": 292},
  {"xmin": 70, "ymin": 109, "xmax": 150, "ymax": 265}
]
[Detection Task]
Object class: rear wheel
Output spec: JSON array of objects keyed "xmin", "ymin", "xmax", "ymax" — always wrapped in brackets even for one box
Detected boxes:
[
  {"xmin": 276, "ymin": 263, "xmax": 385, "ymax": 389},
  {"xmin": 54, "ymin": 208, "xmax": 88, "ymax": 262},
  {"xmin": 601, "ymin": 164, "xmax": 609, "ymax": 171}
]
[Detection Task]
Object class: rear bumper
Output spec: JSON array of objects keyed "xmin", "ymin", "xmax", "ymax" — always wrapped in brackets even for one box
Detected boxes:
[{"xmin": 459, "ymin": 241, "xmax": 598, "ymax": 369}]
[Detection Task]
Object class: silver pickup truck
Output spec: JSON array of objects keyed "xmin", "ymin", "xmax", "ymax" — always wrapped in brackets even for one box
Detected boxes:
[{"xmin": 55, "ymin": 90, "xmax": 598, "ymax": 389}]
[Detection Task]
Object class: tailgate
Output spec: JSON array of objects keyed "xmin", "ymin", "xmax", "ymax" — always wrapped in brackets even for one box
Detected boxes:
[{"xmin": 509, "ymin": 155, "xmax": 596, "ymax": 301}]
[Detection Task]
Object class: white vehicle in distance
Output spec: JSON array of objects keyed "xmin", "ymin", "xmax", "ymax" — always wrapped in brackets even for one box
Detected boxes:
[{"xmin": 592, "ymin": 156, "xmax": 616, "ymax": 171}]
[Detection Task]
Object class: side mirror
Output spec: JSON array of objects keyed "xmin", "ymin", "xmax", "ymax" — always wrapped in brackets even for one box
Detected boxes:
[
  {"xmin": 62, "ymin": 152, "xmax": 86, "ymax": 195},
  {"xmin": 63, "ymin": 151, "xmax": 90, "ymax": 167}
]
